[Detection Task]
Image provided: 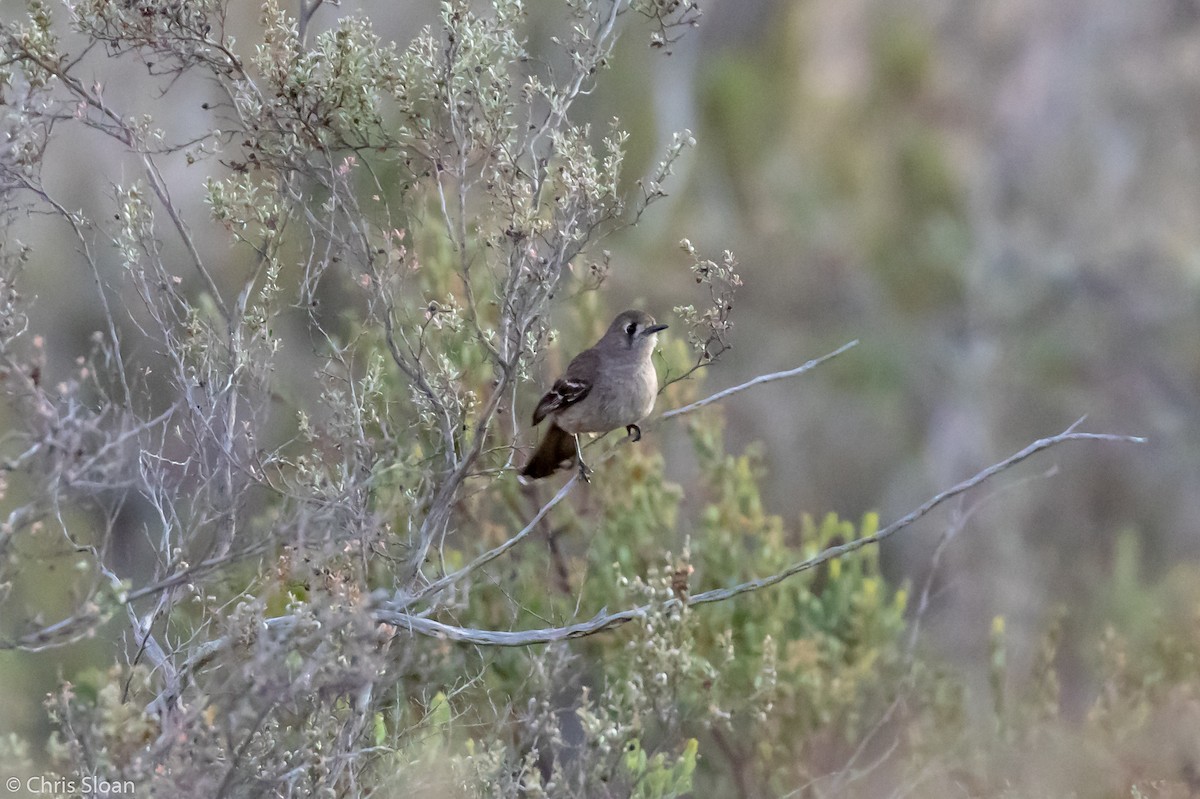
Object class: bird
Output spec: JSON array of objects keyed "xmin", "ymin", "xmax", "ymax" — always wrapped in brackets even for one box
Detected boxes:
[{"xmin": 521, "ymin": 310, "xmax": 668, "ymax": 481}]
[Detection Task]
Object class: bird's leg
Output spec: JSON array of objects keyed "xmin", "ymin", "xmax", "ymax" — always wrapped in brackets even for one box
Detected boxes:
[
  {"xmin": 625, "ymin": 424, "xmax": 642, "ymax": 442},
  {"xmin": 573, "ymin": 434, "xmax": 591, "ymax": 482}
]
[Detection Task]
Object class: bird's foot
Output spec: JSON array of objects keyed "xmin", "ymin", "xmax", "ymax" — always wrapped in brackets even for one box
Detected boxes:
[
  {"xmin": 570, "ymin": 433, "xmax": 591, "ymax": 482},
  {"xmin": 625, "ymin": 423, "xmax": 642, "ymax": 442}
]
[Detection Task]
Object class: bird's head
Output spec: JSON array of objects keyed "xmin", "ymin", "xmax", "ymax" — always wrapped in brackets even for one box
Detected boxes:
[{"xmin": 603, "ymin": 310, "xmax": 668, "ymax": 352}]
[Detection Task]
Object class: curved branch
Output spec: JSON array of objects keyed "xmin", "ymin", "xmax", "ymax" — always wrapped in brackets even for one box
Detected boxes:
[{"xmin": 375, "ymin": 421, "xmax": 1146, "ymax": 647}]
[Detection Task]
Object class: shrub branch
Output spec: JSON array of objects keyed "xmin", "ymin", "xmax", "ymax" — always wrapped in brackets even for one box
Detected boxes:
[{"xmin": 374, "ymin": 419, "xmax": 1145, "ymax": 646}]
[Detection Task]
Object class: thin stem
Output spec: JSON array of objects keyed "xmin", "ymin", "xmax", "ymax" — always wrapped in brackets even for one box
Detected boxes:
[
  {"xmin": 410, "ymin": 473, "xmax": 580, "ymax": 605},
  {"xmin": 659, "ymin": 339, "xmax": 859, "ymax": 422}
]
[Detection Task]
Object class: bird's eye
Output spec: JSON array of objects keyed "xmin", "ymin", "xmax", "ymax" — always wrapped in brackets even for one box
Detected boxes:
[{"xmin": 625, "ymin": 322, "xmax": 637, "ymax": 336}]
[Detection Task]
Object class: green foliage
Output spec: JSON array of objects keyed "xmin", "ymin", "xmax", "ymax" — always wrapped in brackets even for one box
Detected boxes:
[
  {"xmin": 368, "ymin": 419, "xmax": 1200, "ymax": 797},
  {"xmin": 339, "ymin": 411, "xmax": 916, "ymax": 796},
  {"xmin": 622, "ymin": 736, "xmax": 698, "ymax": 799}
]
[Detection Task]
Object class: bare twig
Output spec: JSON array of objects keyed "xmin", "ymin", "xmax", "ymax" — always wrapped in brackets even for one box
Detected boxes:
[
  {"xmin": 683, "ymin": 422, "xmax": 1142, "ymax": 607},
  {"xmin": 658, "ymin": 340, "xmax": 859, "ymax": 421},
  {"xmin": 411, "ymin": 472, "xmax": 580, "ymax": 605},
  {"xmin": 10, "ymin": 47, "xmax": 230, "ymax": 319}
]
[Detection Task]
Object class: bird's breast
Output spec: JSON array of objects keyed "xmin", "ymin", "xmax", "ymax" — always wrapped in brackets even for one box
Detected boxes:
[{"xmin": 555, "ymin": 360, "xmax": 658, "ymax": 434}]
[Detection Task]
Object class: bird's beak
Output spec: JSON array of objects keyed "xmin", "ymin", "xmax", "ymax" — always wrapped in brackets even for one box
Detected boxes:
[{"xmin": 643, "ymin": 323, "xmax": 668, "ymax": 335}]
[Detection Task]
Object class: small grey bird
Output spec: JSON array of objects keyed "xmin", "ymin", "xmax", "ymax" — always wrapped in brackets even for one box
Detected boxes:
[{"xmin": 521, "ymin": 310, "xmax": 668, "ymax": 480}]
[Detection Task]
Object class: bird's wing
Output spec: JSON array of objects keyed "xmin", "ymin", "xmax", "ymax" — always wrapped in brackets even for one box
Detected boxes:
[{"xmin": 531, "ymin": 348, "xmax": 597, "ymax": 425}]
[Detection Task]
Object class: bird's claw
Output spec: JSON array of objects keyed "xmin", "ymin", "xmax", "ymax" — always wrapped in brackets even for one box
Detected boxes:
[{"xmin": 625, "ymin": 424, "xmax": 642, "ymax": 442}]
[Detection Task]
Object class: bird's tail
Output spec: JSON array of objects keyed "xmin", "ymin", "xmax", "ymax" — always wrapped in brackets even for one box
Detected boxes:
[{"xmin": 521, "ymin": 423, "xmax": 577, "ymax": 479}]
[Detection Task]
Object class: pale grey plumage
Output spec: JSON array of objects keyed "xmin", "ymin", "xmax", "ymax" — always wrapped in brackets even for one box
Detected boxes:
[{"xmin": 522, "ymin": 310, "xmax": 666, "ymax": 480}]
